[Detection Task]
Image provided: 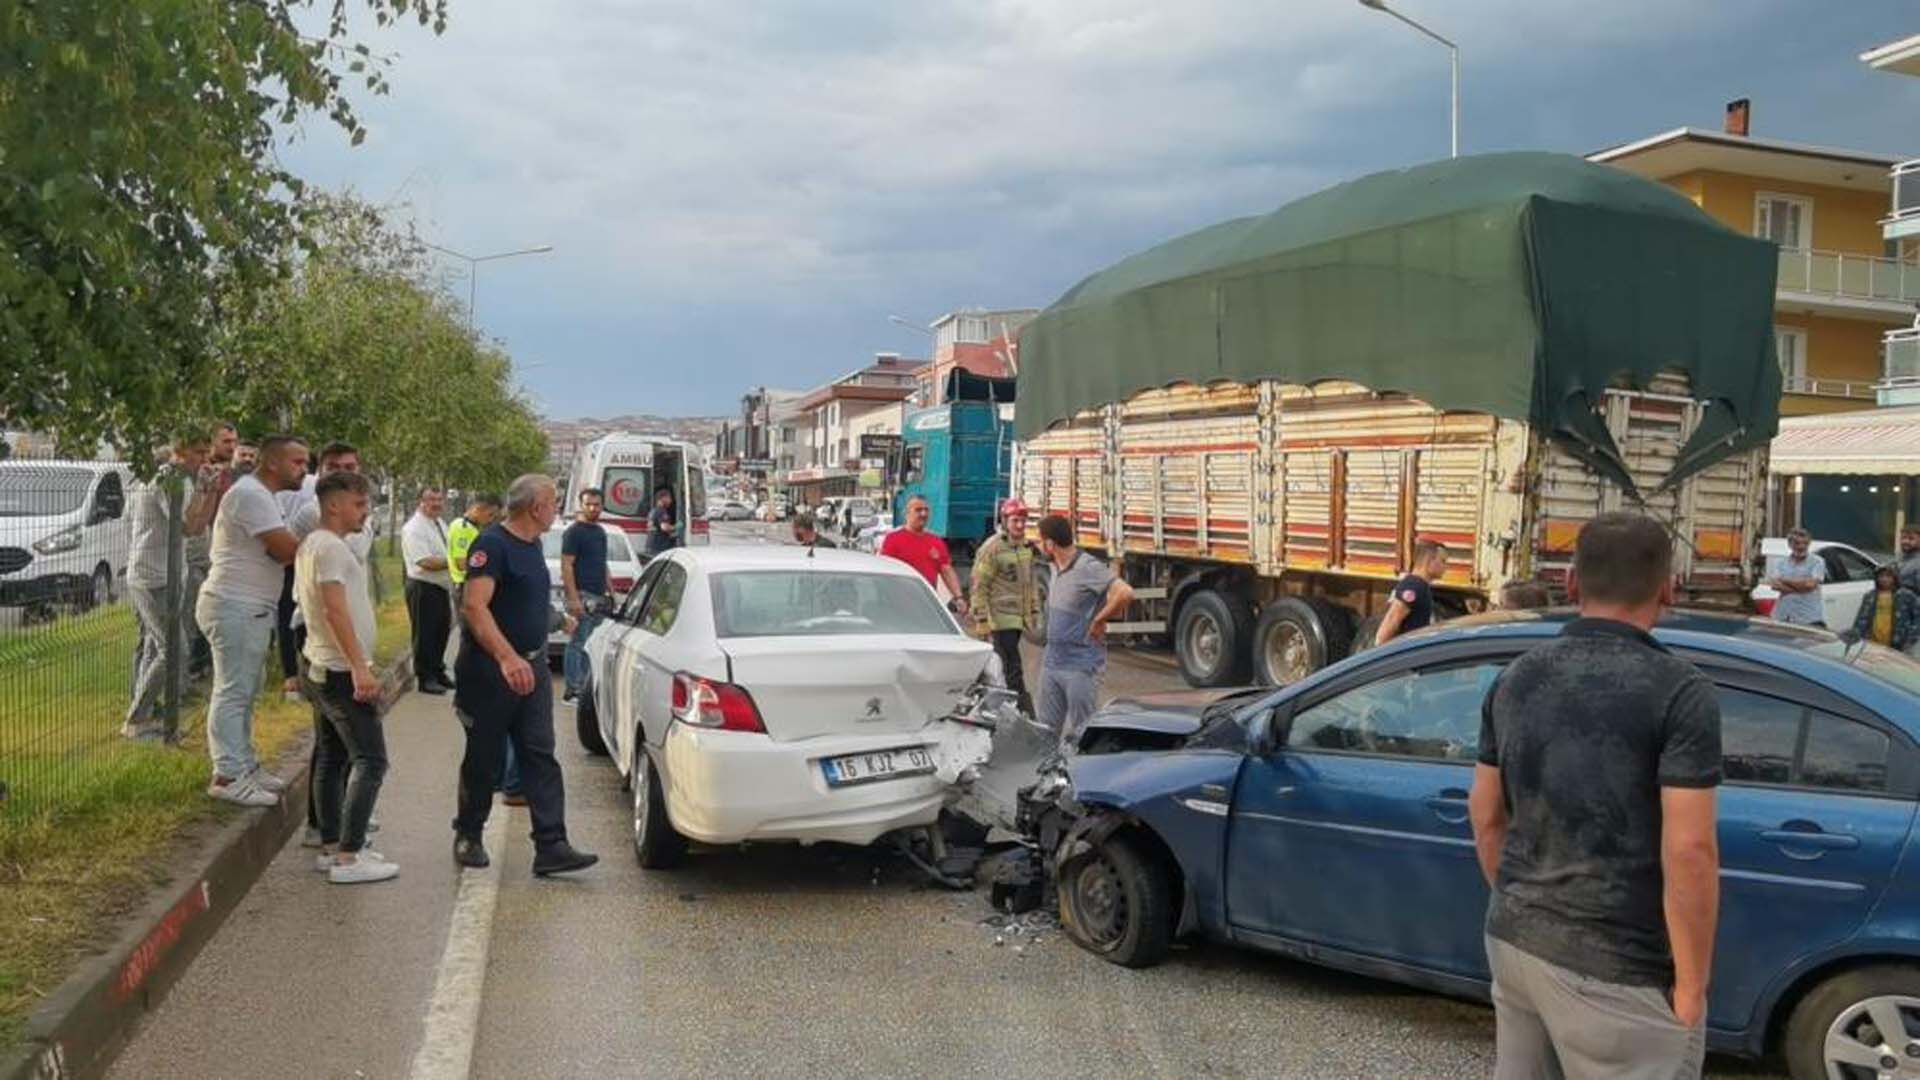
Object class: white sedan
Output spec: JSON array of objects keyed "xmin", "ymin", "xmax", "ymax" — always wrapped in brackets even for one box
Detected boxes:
[
  {"xmin": 575, "ymin": 545, "xmax": 993, "ymax": 866},
  {"xmin": 1750, "ymin": 537, "xmax": 1884, "ymax": 629},
  {"xmin": 542, "ymin": 523, "xmax": 642, "ymax": 661}
]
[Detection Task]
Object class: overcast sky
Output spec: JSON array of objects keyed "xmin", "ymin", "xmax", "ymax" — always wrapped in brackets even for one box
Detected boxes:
[{"xmin": 282, "ymin": 0, "xmax": 1920, "ymax": 419}]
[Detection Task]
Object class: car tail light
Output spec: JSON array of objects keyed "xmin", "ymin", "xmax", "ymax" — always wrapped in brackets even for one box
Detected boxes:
[
  {"xmin": 609, "ymin": 575, "xmax": 635, "ymax": 593},
  {"xmin": 1753, "ymin": 596, "xmax": 1776, "ymax": 617},
  {"xmin": 671, "ymin": 672, "xmax": 765, "ymax": 733},
  {"xmin": 691, "ymin": 517, "xmax": 711, "ymax": 536}
]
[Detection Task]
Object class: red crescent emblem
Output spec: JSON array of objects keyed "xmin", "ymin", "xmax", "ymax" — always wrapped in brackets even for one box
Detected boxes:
[{"xmin": 468, "ymin": 550, "xmax": 488, "ymax": 569}]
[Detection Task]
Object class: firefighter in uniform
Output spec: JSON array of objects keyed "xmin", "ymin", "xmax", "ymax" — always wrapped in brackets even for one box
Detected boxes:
[
  {"xmin": 970, "ymin": 498, "xmax": 1043, "ymax": 715},
  {"xmin": 451, "ymin": 475, "xmax": 597, "ymax": 876}
]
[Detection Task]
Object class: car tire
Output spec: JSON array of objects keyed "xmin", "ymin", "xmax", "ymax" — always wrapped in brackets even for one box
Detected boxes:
[
  {"xmin": 1252, "ymin": 597, "xmax": 1347, "ymax": 687},
  {"xmin": 576, "ymin": 681, "xmax": 607, "ymax": 756},
  {"xmin": 80, "ymin": 563, "xmax": 112, "ymax": 611},
  {"xmin": 631, "ymin": 746, "xmax": 688, "ymax": 869},
  {"xmin": 1783, "ymin": 964, "xmax": 1920, "ymax": 1080},
  {"xmin": 1174, "ymin": 587, "xmax": 1254, "ymax": 688},
  {"xmin": 1058, "ymin": 832, "xmax": 1174, "ymax": 969}
]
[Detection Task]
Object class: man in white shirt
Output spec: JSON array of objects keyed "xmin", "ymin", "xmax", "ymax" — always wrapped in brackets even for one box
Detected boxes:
[
  {"xmin": 123, "ymin": 436, "xmax": 216, "ymax": 740},
  {"xmin": 1765, "ymin": 528, "xmax": 1828, "ymax": 627},
  {"xmin": 402, "ymin": 487, "xmax": 455, "ymax": 695},
  {"xmin": 296, "ymin": 470, "xmax": 397, "ymax": 884},
  {"xmin": 195, "ymin": 435, "xmax": 309, "ymax": 806}
]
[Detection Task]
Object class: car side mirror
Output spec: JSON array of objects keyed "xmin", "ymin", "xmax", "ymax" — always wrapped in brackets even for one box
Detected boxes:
[{"xmin": 1251, "ymin": 706, "xmax": 1288, "ymax": 756}]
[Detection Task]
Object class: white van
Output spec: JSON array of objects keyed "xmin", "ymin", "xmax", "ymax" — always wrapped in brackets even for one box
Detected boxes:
[
  {"xmin": 563, "ymin": 434, "xmax": 709, "ymax": 550},
  {"xmin": 0, "ymin": 460, "xmax": 133, "ymax": 609}
]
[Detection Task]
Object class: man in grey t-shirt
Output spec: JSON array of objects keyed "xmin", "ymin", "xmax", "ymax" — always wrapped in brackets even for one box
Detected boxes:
[
  {"xmin": 196, "ymin": 435, "xmax": 309, "ymax": 807},
  {"xmin": 1033, "ymin": 513, "xmax": 1133, "ymax": 745},
  {"xmin": 1470, "ymin": 513, "xmax": 1722, "ymax": 1079}
]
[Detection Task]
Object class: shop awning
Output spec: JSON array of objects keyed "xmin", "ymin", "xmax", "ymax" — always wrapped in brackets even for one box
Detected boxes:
[{"xmin": 1770, "ymin": 406, "xmax": 1920, "ymax": 475}]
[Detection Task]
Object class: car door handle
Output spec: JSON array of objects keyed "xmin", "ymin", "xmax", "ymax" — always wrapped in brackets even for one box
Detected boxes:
[
  {"xmin": 1426, "ymin": 788, "xmax": 1470, "ymax": 824},
  {"xmin": 1761, "ymin": 827, "xmax": 1859, "ymax": 852}
]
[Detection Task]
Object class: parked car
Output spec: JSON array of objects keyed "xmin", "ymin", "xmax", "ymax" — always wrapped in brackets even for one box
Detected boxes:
[
  {"xmin": 0, "ymin": 460, "xmax": 132, "ymax": 610},
  {"xmin": 1026, "ymin": 609, "xmax": 1920, "ymax": 1080},
  {"xmin": 542, "ymin": 523, "xmax": 641, "ymax": 662},
  {"xmin": 714, "ymin": 500, "xmax": 756, "ymax": 522},
  {"xmin": 575, "ymin": 545, "xmax": 992, "ymax": 864},
  {"xmin": 840, "ymin": 497, "xmax": 881, "ymax": 538},
  {"xmin": 1751, "ymin": 537, "xmax": 1885, "ymax": 628}
]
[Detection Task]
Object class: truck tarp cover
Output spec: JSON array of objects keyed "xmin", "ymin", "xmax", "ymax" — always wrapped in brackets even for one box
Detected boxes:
[{"xmin": 1015, "ymin": 152, "xmax": 1781, "ymax": 494}]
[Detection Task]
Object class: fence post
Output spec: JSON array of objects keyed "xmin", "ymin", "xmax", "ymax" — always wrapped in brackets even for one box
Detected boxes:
[{"xmin": 162, "ymin": 475, "xmax": 185, "ymax": 740}]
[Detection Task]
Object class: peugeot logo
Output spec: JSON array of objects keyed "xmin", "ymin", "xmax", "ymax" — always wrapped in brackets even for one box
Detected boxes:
[{"xmin": 863, "ymin": 698, "xmax": 883, "ymax": 719}]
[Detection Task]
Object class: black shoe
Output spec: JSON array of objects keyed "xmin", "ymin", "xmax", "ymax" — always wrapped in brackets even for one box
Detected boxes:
[
  {"xmin": 440, "ymin": 676, "xmax": 456, "ymax": 690},
  {"xmin": 453, "ymin": 835, "xmax": 490, "ymax": 868},
  {"xmin": 532, "ymin": 842, "xmax": 599, "ymax": 877},
  {"xmin": 561, "ymin": 689, "xmax": 577, "ymax": 703},
  {"xmin": 418, "ymin": 680, "xmax": 448, "ymax": 696}
]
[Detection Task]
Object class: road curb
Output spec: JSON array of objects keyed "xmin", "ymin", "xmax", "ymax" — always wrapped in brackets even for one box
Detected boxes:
[{"xmin": 1, "ymin": 655, "xmax": 414, "ymax": 1080}]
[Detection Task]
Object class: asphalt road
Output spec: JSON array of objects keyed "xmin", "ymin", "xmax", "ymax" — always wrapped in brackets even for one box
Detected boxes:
[{"xmin": 107, "ymin": 521, "xmax": 1786, "ymax": 1080}]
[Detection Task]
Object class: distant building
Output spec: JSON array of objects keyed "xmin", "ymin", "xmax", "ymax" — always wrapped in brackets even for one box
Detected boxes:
[
  {"xmin": 917, "ymin": 308, "xmax": 1037, "ymax": 405},
  {"xmin": 1590, "ymin": 101, "xmax": 1916, "ymax": 420},
  {"xmin": 782, "ymin": 354, "xmax": 924, "ymax": 503}
]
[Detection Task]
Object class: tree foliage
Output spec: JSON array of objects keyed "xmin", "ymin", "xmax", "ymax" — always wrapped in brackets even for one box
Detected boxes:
[
  {"xmin": 0, "ymin": 0, "xmax": 448, "ymax": 460},
  {"xmin": 221, "ymin": 193, "xmax": 548, "ymax": 495}
]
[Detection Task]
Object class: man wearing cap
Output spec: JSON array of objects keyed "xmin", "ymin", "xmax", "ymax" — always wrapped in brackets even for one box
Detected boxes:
[
  {"xmin": 1375, "ymin": 536, "xmax": 1450, "ymax": 647},
  {"xmin": 970, "ymin": 498, "xmax": 1042, "ymax": 714}
]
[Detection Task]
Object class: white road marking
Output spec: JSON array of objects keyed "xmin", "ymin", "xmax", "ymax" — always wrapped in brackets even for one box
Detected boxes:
[{"xmin": 407, "ymin": 809, "xmax": 507, "ymax": 1080}]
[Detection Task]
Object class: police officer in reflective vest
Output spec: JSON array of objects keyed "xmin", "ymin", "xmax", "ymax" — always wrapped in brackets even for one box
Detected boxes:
[
  {"xmin": 446, "ymin": 491, "xmax": 503, "ymax": 615},
  {"xmin": 451, "ymin": 474, "xmax": 597, "ymax": 876}
]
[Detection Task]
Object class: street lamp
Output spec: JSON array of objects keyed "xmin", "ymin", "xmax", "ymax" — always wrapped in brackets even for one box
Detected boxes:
[
  {"xmin": 888, "ymin": 314, "xmax": 936, "ymax": 336},
  {"xmin": 423, "ymin": 242, "xmax": 555, "ymax": 326},
  {"xmin": 1358, "ymin": 0, "xmax": 1458, "ymax": 159}
]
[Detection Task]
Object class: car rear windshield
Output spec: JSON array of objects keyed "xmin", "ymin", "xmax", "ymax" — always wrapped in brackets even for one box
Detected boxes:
[{"xmin": 710, "ymin": 570, "xmax": 955, "ymax": 638}]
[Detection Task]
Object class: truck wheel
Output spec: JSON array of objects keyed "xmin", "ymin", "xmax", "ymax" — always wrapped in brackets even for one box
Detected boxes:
[
  {"xmin": 1783, "ymin": 964, "xmax": 1920, "ymax": 1080},
  {"xmin": 1350, "ymin": 612, "xmax": 1386, "ymax": 655},
  {"xmin": 1303, "ymin": 598, "xmax": 1355, "ymax": 661},
  {"xmin": 1252, "ymin": 598, "xmax": 1342, "ymax": 687},
  {"xmin": 1174, "ymin": 587, "xmax": 1253, "ymax": 687}
]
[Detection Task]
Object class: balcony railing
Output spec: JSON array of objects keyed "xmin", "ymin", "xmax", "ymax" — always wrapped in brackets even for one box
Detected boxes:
[
  {"xmin": 1892, "ymin": 160, "xmax": 1920, "ymax": 228},
  {"xmin": 1885, "ymin": 328, "xmax": 1920, "ymax": 385},
  {"xmin": 1776, "ymin": 248, "xmax": 1920, "ymax": 306},
  {"xmin": 1781, "ymin": 375, "xmax": 1879, "ymax": 400}
]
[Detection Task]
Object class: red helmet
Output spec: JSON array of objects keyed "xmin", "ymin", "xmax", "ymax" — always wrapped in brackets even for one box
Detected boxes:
[{"xmin": 1000, "ymin": 498, "xmax": 1030, "ymax": 519}]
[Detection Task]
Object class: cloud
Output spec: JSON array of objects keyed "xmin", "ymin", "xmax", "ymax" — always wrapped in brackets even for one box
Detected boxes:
[{"xmin": 282, "ymin": 0, "xmax": 1920, "ymax": 414}]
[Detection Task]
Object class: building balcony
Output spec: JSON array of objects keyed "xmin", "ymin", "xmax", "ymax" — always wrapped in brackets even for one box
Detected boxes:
[
  {"xmin": 1887, "ymin": 160, "xmax": 1920, "ymax": 242},
  {"xmin": 1883, "ymin": 328, "xmax": 1920, "ymax": 407},
  {"xmin": 1782, "ymin": 375, "xmax": 1880, "ymax": 401},
  {"xmin": 1775, "ymin": 247, "xmax": 1920, "ymax": 318}
]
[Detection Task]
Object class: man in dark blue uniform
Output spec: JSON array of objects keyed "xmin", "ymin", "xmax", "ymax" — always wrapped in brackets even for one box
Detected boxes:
[{"xmin": 452, "ymin": 474, "xmax": 598, "ymax": 875}]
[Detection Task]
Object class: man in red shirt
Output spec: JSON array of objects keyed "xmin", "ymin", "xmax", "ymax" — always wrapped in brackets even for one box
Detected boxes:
[{"xmin": 880, "ymin": 495, "xmax": 968, "ymax": 616}]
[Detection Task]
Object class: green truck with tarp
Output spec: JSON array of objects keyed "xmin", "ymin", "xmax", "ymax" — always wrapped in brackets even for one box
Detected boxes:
[{"xmin": 1013, "ymin": 152, "xmax": 1781, "ymax": 687}]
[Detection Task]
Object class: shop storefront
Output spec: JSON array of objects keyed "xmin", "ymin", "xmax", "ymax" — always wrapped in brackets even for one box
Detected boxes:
[{"xmin": 1770, "ymin": 405, "xmax": 1920, "ymax": 553}]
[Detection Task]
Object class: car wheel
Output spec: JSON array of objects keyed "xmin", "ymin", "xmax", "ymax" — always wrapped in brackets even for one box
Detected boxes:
[
  {"xmin": 79, "ymin": 563, "xmax": 113, "ymax": 611},
  {"xmin": 1174, "ymin": 587, "xmax": 1253, "ymax": 688},
  {"xmin": 1251, "ymin": 597, "xmax": 1344, "ymax": 687},
  {"xmin": 1784, "ymin": 964, "xmax": 1920, "ymax": 1080},
  {"xmin": 631, "ymin": 745, "xmax": 687, "ymax": 869},
  {"xmin": 1058, "ymin": 831, "xmax": 1173, "ymax": 968},
  {"xmin": 576, "ymin": 681, "xmax": 607, "ymax": 756}
]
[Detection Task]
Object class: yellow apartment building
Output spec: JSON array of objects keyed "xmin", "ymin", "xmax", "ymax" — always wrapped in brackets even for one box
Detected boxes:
[{"xmin": 1591, "ymin": 108, "xmax": 1917, "ymax": 420}]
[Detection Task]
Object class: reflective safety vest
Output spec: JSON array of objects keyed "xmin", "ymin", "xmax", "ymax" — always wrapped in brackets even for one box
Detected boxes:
[{"xmin": 446, "ymin": 516, "xmax": 481, "ymax": 585}]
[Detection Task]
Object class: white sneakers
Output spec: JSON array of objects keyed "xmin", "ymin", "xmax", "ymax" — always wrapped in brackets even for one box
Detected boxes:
[
  {"xmin": 322, "ymin": 850, "xmax": 400, "ymax": 885},
  {"xmin": 249, "ymin": 768, "xmax": 288, "ymax": 794},
  {"xmin": 207, "ymin": 775, "xmax": 278, "ymax": 807}
]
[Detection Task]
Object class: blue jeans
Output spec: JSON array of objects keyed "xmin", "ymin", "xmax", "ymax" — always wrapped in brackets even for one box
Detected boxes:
[
  {"xmin": 196, "ymin": 592, "xmax": 276, "ymax": 780},
  {"xmin": 563, "ymin": 599, "xmax": 605, "ymax": 696}
]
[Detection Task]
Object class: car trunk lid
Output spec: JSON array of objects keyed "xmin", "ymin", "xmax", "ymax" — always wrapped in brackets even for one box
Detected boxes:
[{"xmin": 719, "ymin": 634, "xmax": 990, "ymax": 743}]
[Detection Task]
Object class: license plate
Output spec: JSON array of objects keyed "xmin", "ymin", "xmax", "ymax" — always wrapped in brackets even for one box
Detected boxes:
[{"xmin": 821, "ymin": 747, "xmax": 934, "ymax": 787}]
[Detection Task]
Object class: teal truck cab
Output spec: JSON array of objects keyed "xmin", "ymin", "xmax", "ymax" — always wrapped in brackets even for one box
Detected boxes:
[{"xmin": 893, "ymin": 389, "xmax": 1014, "ymax": 563}]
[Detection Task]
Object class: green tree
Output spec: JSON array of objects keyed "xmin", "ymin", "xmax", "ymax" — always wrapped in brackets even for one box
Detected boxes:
[{"xmin": 0, "ymin": 0, "xmax": 448, "ymax": 468}]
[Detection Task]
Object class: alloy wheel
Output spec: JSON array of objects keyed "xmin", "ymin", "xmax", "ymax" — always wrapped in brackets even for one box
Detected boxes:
[{"xmin": 1826, "ymin": 994, "xmax": 1920, "ymax": 1079}]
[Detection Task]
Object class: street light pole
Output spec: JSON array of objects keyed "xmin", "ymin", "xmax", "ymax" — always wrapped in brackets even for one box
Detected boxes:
[
  {"xmin": 422, "ymin": 242, "xmax": 555, "ymax": 327},
  {"xmin": 1358, "ymin": 0, "xmax": 1458, "ymax": 158}
]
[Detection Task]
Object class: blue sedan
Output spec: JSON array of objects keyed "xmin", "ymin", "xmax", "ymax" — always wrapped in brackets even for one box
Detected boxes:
[{"xmin": 1029, "ymin": 609, "xmax": 1920, "ymax": 1080}]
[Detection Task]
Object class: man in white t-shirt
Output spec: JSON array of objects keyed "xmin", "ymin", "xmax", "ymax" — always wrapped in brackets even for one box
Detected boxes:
[
  {"xmin": 195, "ymin": 435, "xmax": 309, "ymax": 807},
  {"xmin": 296, "ymin": 470, "xmax": 398, "ymax": 884},
  {"xmin": 402, "ymin": 487, "xmax": 455, "ymax": 695}
]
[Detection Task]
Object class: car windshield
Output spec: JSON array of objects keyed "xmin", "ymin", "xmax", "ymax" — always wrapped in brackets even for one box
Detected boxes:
[
  {"xmin": 848, "ymin": 499, "xmax": 874, "ymax": 514},
  {"xmin": 710, "ymin": 570, "xmax": 955, "ymax": 638},
  {"xmin": 1803, "ymin": 639, "xmax": 1920, "ymax": 697},
  {"xmin": 0, "ymin": 468, "xmax": 93, "ymax": 517}
]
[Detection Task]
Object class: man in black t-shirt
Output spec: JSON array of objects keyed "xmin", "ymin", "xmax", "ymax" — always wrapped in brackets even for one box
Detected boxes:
[
  {"xmin": 646, "ymin": 487, "xmax": 678, "ymax": 556},
  {"xmin": 1469, "ymin": 512, "xmax": 1721, "ymax": 1079},
  {"xmin": 560, "ymin": 487, "xmax": 610, "ymax": 704},
  {"xmin": 1373, "ymin": 536, "xmax": 1447, "ymax": 647},
  {"xmin": 452, "ymin": 474, "xmax": 599, "ymax": 877}
]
